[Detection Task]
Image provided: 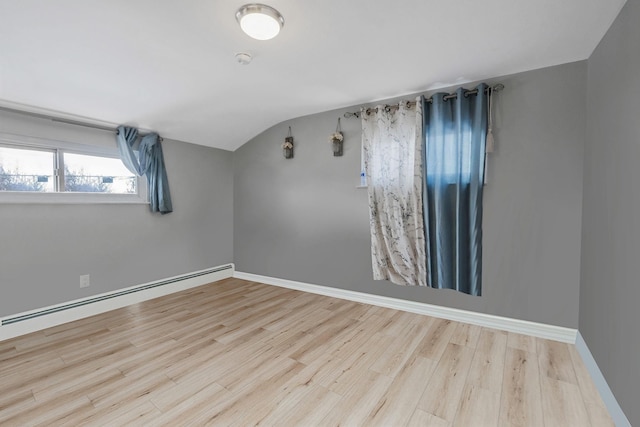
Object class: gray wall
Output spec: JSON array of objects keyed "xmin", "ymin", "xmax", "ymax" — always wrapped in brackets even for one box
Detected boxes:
[
  {"xmin": 581, "ymin": 0, "xmax": 640, "ymax": 423},
  {"xmin": 0, "ymin": 110, "xmax": 234, "ymax": 316},
  {"xmin": 234, "ymin": 61, "xmax": 586, "ymax": 328}
]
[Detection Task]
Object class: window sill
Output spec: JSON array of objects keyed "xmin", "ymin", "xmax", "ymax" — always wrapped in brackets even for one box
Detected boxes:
[
  {"xmin": 0, "ymin": 192, "xmax": 148, "ymax": 205},
  {"xmin": 356, "ymin": 185, "xmax": 368, "ymax": 189}
]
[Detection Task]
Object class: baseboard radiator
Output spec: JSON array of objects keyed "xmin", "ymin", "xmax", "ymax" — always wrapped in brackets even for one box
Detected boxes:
[{"xmin": 1, "ymin": 264, "xmax": 233, "ymax": 326}]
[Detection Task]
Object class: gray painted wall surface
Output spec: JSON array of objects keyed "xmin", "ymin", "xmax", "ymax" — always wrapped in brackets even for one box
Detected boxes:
[
  {"xmin": 581, "ymin": 0, "xmax": 640, "ymax": 423},
  {"xmin": 234, "ymin": 61, "xmax": 586, "ymax": 328},
  {"xmin": 0, "ymin": 110, "xmax": 234, "ymax": 316}
]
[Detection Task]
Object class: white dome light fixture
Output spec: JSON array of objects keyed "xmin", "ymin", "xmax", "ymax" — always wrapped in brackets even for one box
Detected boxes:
[{"xmin": 236, "ymin": 4, "xmax": 284, "ymax": 41}]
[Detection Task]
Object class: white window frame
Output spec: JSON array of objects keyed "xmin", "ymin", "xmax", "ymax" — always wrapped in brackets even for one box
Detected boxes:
[{"xmin": 0, "ymin": 132, "xmax": 147, "ymax": 205}]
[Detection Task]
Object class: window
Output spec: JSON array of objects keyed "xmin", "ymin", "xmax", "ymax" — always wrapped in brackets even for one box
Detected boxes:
[
  {"xmin": 0, "ymin": 145, "xmax": 55, "ymax": 192},
  {"xmin": 0, "ymin": 135, "xmax": 146, "ymax": 204},
  {"xmin": 62, "ymin": 152, "xmax": 136, "ymax": 194},
  {"xmin": 425, "ymin": 128, "xmax": 474, "ymax": 184}
]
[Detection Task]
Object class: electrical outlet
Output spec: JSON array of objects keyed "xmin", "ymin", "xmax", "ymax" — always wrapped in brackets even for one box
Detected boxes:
[{"xmin": 80, "ymin": 274, "xmax": 90, "ymax": 288}]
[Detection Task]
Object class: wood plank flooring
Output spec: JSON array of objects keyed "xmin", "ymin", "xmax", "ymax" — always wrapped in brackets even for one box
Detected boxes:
[{"xmin": 0, "ymin": 278, "xmax": 613, "ymax": 426}]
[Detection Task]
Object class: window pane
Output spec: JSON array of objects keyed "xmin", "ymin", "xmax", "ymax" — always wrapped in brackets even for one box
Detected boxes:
[
  {"xmin": 0, "ymin": 146, "xmax": 55, "ymax": 192},
  {"xmin": 64, "ymin": 152, "xmax": 136, "ymax": 194}
]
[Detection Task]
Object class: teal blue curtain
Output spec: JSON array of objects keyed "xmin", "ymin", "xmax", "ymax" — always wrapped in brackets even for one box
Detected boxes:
[
  {"xmin": 421, "ymin": 84, "xmax": 488, "ymax": 295},
  {"xmin": 116, "ymin": 125, "xmax": 173, "ymax": 214}
]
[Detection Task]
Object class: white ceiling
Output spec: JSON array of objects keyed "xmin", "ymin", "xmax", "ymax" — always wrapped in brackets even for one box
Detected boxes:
[{"xmin": 0, "ymin": 1, "xmax": 627, "ymax": 151}]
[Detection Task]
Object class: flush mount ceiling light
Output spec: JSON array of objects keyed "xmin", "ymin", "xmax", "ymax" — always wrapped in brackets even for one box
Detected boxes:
[{"xmin": 236, "ymin": 4, "xmax": 284, "ymax": 41}]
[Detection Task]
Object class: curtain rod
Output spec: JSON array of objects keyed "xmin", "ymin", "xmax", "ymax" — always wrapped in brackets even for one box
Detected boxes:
[
  {"xmin": 343, "ymin": 83, "xmax": 504, "ymax": 119},
  {"xmin": 0, "ymin": 105, "xmax": 163, "ymax": 141}
]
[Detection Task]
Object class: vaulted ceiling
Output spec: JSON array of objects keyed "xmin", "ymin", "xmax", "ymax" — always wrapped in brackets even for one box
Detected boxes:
[{"xmin": 0, "ymin": 1, "xmax": 627, "ymax": 151}]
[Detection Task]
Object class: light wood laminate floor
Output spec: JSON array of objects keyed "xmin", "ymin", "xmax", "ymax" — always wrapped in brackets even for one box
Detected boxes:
[{"xmin": 0, "ymin": 278, "xmax": 612, "ymax": 426}]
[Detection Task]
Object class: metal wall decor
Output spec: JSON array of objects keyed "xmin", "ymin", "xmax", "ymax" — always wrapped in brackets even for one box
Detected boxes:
[
  {"xmin": 329, "ymin": 118, "xmax": 344, "ymax": 156},
  {"xmin": 282, "ymin": 126, "xmax": 294, "ymax": 159}
]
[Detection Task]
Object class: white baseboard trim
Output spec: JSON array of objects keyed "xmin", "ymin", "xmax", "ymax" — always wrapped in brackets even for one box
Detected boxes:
[
  {"xmin": 0, "ymin": 263, "xmax": 234, "ymax": 342},
  {"xmin": 575, "ymin": 332, "xmax": 630, "ymax": 427},
  {"xmin": 233, "ymin": 271, "xmax": 577, "ymax": 343}
]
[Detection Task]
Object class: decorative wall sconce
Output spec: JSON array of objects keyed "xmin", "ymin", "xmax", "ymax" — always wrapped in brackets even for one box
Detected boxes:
[
  {"xmin": 329, "ymin": 118, "xmax": 344, "ymax": 157},
  {"xmin": 282, "ymin": 126, "xmax": 294, "ymax": 159}
]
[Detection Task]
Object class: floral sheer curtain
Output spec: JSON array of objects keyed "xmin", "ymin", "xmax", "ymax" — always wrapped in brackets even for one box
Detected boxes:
[{"xmin": 362, "ymin": 99, "xmax": 427, "ymax": 287}]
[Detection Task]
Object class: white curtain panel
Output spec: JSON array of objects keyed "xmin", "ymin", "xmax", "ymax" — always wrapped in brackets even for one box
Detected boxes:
[{"xmin": 362, "ymin": 98, "xmax": 427, "ymax": 287}]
